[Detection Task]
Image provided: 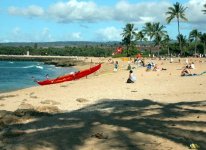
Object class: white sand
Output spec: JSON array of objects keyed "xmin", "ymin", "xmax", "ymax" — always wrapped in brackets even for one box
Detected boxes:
[{"xmin": 0, "ymin": 57, "xmax": 206, "ymax": 150}]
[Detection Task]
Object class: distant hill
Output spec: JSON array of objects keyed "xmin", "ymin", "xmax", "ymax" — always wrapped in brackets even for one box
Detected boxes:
[
  {"xmin": 0, "ymin": 40, "xmax": 177, "ymax": 48},
  {"xmin": 0, "ymin": 41, "xmax": 121, "ymax": 48}
]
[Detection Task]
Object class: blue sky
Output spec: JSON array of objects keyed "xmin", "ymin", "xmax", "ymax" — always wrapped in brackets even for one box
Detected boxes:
[{"xmin": 0, "ymin": 0, "xmax": 205, "ymax": 42}]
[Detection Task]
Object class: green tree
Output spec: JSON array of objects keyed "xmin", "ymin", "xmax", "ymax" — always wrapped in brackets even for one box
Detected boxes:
[
  {"xmin": 153, "ymin": 23, "xmax": 167, "ymax": 56},
  {"xmin": 189, "ymin": 29, "xmax": 201, "ymax": 55},
  {"xmin": 166, "ymin": 2, "xmax": 188, "ymax": 55},
  {"xmin": 200, "ymin": 33, "xmax": 206, "ymax": 55},
  {"xmin": 162, "ymin": 34, "xmax": 171, "ymax": 56},
  {"xmin": 142, "ymin": 22, "xmax": 155, "ymax": 56},
  {"xmin": 121, "ymin": 23, "xmax": 137, "ymax": 56},
  {"xmin": 177, "ymin": 34, "xmax": 188, "ymax": 55},
  {"xmin": 135, "ymin": 31, "xmax": 147, "ymax": 43},
  {"xmin": 203, "ymin": 4, "xmax": 206, "ymax": 14}
]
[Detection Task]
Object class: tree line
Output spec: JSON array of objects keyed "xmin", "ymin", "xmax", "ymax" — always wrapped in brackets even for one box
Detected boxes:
[
  {"xmin": 121, "ymin": 2, "xmax": 206, "ymax": 57},
  {"xmin": 0, "ymin": 45, "xmax": 115, "ymax": 57}
]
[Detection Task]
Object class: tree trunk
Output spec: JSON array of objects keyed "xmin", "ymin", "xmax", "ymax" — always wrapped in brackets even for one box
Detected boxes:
[
  {"xmin": 204, "ymin": 42, "xmax": 206, "ymax": 55},
  {"xmin": 177, "ymin": 18, "xmax": 182, "ymax": 56},
  {"xmin": 149, "ymin": 38, "xmax": 152, "ymax": 58},
  {"xmin": 167, "ymin": 46, "xmax": 170, "ymax": 56},
  {"xmin": 195, "ymin": 40, "xmax": 197, "ymax": 55},
  {"xmin": 158, "ymin": 42, "xmax": 160, "ymax": 57}
]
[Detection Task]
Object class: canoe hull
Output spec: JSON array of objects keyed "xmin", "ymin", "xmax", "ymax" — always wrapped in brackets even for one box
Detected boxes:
[{"xmin": 37, "ymin": 64, "xmax": 101, "ymax": 85}]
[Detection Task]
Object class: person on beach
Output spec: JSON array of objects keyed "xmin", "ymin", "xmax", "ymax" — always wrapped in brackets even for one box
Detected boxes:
[
  {"xmin": 127, "ymin": 63, "xmax": 131, "ymax": 70},
  {"xmin": 186, "ymin": 62, "xmax": 195, "ymax": 69},
  {"xmin": 181, "ymin": 67, "xmax": 191, "ymax": 76},
  {"xmin": 114, "ymin": 61, "xmax": 118, "ymax": 72},
  {"xmin": 181, "ymin": 67, "xmax": 198, "ymax": 76},
  {"xmin": 190, "ymin": 62, "xmax": 195, "ymax": 69},
  {"xmin": 153, "ymin": 64, "xmax": 160, "ymax": 71},
  {"xmin": 46, "ymin": 74, "xmax": 49, "ymax": 79},
  {"xmin": 126, "ymin": 70, "xmax": 136, "ymax": 83},
  {"xmin": 170, "ymin": 57, "xmax": 173, "ymax": 63},
  {"xmin": 153, "ymin": 64, "xmax": 167, "ymax": 71}
]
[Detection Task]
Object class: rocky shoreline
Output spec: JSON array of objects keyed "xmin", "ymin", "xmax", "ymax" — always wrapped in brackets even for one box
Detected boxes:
[{"xmin": 0, "ymin": 55, "xmax": 90, "ymax": 67}]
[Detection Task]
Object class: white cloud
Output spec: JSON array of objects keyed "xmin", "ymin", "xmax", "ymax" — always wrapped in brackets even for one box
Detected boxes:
[
  {"xmin": 5, "ymin": 0, "xmax": 206, "ymax": 42},
  {"xmin": 47, "ymin": 0, "xmax": 105, "ymax": 23},
  {"xmin": 95, "ymin": 27, "xmax": 121, "ymax": 41},
  {"xmin": 8, "ymin": 5, "xmax": 44, "ymax": 17},
  {"xmin": 62, "ymin": 32, "xmax": 83, "ymax": 41},
  {"xmin": 40, "ymin": 28, "xmax": 53, "ymax": 41},
  {"xmin": 71, "ymin": 32, "xmax": 82, "ymax": 40},
  {"xmin": 186, "ymin": 0, "xmax": 206, "ymax": 24},
  {"xmin": 112, "ymin": 1, "xmax": 169, "ymax": 24},
  {"xmin": 6, "ymin": 0, "xmax": 206, "ymax": 26},
  {"xmin": 4, "ymin": 27, "xmax": 54, "ymax": 42}
]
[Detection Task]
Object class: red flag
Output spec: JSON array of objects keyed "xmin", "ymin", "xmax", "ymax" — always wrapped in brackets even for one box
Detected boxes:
[{"xmin": 115, "ymin": 47, "xmax": 123, "ymax": 54}]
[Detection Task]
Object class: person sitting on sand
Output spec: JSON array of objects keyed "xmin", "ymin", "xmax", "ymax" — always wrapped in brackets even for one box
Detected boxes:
[
  {"xmin": 141, "ymin": 59, "xmax": 145, "ymax": 67},
  {"xmin": 126, "ymin": 70, "xmax": 136, "ymax": 83},
  {"xmin": 153, "ymin": 64, "xmax": 160, "ymax": 71},
  {"xmin": 146, "ymin": 63, "xmax": 153, "ymax": 71},
  {"xmin": 181, "ymin": 68, "xmax": 191, "ymax": 76},
  {"xmin": 108, "ymin": 58, "xmax": 114, "ymax": 64},
  {"xmin": 190, "ymin": 62, "xmax": 195, "ymax": 69},
  {"xmin": 153, "ymin": 64, "xmax": 167, "ymax": 71}
]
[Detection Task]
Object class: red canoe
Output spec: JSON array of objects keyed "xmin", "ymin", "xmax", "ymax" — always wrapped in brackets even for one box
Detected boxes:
[{"xmin": 37, "ymin": 64, "xmax": 101, "ymax": 86}]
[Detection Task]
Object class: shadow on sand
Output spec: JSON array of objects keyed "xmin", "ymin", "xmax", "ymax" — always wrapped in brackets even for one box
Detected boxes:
[{"xmin": 2, "ymin": 99, "xmax": 206, "ymax": 150}]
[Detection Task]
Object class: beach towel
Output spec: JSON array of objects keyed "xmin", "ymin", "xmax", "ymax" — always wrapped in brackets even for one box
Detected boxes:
[{"xmin": 182, "ymin": 71, "xmax": 206, "ymax": 77}]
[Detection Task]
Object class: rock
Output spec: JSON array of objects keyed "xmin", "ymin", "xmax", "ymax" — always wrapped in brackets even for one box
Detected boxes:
[
  {"xmin": 18, "ymin": 103, "xmax": 34, "ymax": 110},
  {"xmin": 91, "ymin": 132, "xmax": 109, "ymax": 139},
  {"xmin": 40, "ymin": 100, "xmax": 60, "ymax": 105},
  {"xmin": 76, "ymin": 98, "xmax": 89, "ymax": 103},
  {"xmin": 14, "ymin": 109, "xmax": 50, "ymax": 117},
  {"xmin": 35, "ymin": 105, "xmax": 61, "ymax": 114},
  {"xmin": 1, "ymin": 113, "xmax": 19, "ymax": 125}
]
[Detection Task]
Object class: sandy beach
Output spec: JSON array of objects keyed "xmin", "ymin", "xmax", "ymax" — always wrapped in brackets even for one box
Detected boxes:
[{"xmin": 0, "ymin": 57, "xmax": 206, "ymax": 150}]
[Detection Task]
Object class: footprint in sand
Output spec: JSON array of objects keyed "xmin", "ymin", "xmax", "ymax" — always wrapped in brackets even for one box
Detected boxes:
[
  {"xmin": 60, "ymin": 85, "xmax": 68, "ymax": 87},
  {"xmin": 40, "ymin": 100, "xmax": 60, "ymax": 105},
  {"xmin": 76, "ymin": 98, "xmax": 89, "ymax": 103},
  {"xmin": 29, "ymin": 92, "xmax": 38, "ymax": 99},
  {"xmin": 0, "ymin": 104, "xmax": 5, "ymax": 107},
  {"xmin": 131, "ymin": 90, "xmax": 138, "ymax": 92}
]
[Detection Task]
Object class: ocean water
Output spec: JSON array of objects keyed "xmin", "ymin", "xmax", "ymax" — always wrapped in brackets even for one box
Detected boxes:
[{"xmin": 0, "ymin": 61, "xmax": 77, "ymax": 93}]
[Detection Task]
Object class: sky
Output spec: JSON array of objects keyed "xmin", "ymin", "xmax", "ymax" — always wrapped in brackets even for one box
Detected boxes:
[{"xmin": 0, "ymin": 0, "xmax": 206, "ymax": 42}]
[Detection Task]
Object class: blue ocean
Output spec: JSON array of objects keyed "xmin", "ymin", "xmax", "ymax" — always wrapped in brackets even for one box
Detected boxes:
[{"xmin": 0, "ymin": 61, "xmax": 77, "ymax": 93}]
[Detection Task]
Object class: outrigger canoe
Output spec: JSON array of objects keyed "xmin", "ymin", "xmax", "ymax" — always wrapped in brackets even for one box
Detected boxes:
[{"xmin": 37, "ymin": 64, "xmax": 101, "ymax": 86}]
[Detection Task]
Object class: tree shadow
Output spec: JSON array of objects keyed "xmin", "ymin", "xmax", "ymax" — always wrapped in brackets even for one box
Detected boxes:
[{"xmin": 3, "ymin": 99, "xmax": 206, "ymax": 150}]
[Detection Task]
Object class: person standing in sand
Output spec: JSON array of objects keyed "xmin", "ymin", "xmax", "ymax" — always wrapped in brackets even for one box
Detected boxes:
[
  {"xmin": 126, "ymin": 70, "xmax": 136, "ymax": 83},
  {"xmin": 114, "ymin": 61, "xmax": 118, "ymax": 72}
]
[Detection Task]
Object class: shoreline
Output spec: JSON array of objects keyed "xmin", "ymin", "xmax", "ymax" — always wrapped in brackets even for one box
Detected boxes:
[{"xmin": 0, "ymin": 55, "xmax": 91, "ymax": 67}]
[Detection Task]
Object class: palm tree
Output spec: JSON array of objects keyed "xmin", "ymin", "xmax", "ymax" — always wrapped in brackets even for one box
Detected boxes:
[
  {"xmin": 121, "ymin": 23, "xmax": 137, "ymax": 56},
  {"xmin": 162, "ymin": 34, "xmax": 171, "ymax": 56},
  {"xmin": 177, "ymin": 34, "xmax": 188, "ymax": 55},
  {"xmin": 166, "ymin": 2, "xmax": 188, "ymax": 55},
  {"xmin": 153, "ymin": 23, "xmax": 167, "ymax": 56},
  {"xmin": 200, "ymin": 33, "xmax": 206, "ymax": 55},
  {"xmin": 142, "ymin": 22, "xmax": 155, "ymax": 56},
  {"xmin": 203, "ymin": 4, "xmax": 206, "ymax": 14},
  {"xmin": 135, "ymin": 31, "xmax": 146, "ymax": 43},
  {"xmin": 189, "ymin": 29, "xmax": 201, "ymax": 55}
]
